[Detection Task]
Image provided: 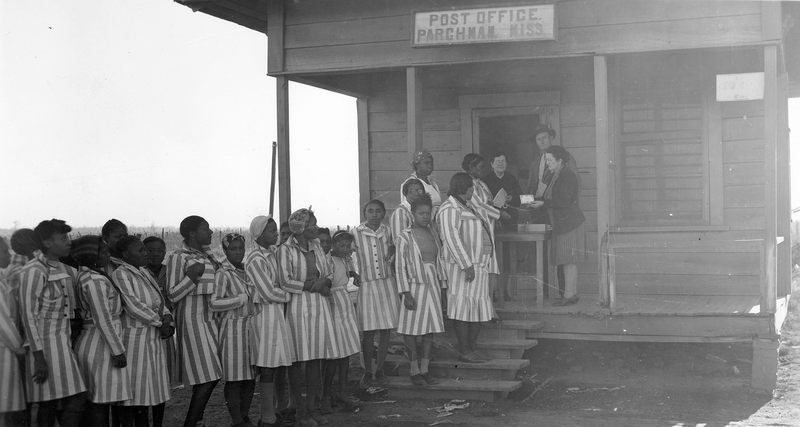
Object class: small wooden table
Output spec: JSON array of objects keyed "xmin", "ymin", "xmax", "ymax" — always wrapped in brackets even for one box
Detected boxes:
[{"xmin": 495, "ymin": 230, "xmax": 553, "ymax": 309}]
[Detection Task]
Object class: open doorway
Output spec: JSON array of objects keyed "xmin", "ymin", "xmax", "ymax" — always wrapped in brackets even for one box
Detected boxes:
[{"xmin": 478, "ymin": 113, "xmax": 541, "ymax": 189}]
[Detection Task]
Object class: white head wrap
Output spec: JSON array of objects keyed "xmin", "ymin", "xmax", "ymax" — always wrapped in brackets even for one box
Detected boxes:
[{"xmin": 249, "ymin": 215, "xmax": 272, "ymax": 241}]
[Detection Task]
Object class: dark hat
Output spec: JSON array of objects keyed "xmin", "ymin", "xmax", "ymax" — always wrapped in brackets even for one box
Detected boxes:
[{"xmin": 531, "ymin": 124, "xmax": 556, "ymax": 140}]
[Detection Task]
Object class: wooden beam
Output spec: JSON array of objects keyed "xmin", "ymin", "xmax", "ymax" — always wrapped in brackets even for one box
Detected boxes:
[
  {"xmin": 777, "ymin": 72, "xmax": 791, "ymax": 298},
  {"xmin": 594, "ymin": 55, "xmax": 610, "ymax": 306},
  {"xmin": 267, "ymin": 0, "xmax": 284, "ymax": 73},
  {"xmin": 289, "ymin": 75, "xmax": 369, "ymax": 99},
  {"xmin": 761, "ymin": 0, "xmax": 782, "ymax": 41},
  {"xmin": 406, "ymin": 67, "xmax": 423, "ymax": 158},
  {"xmin": 276, "ymin": 76, "xmax": 291, "ymax": 224},
  {"xmin": 762, "ymin": 45, "xmax": 778, "ymax": 314},
  {"xmin": 357, "ymin": 98, "xmax": 371, "ymax": 212}
]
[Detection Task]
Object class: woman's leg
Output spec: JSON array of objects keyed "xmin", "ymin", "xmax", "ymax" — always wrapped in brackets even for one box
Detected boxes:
[
  {"xmin": 133, "ymin": 407, "xmax": 149, "ymax": 427},
  {"xmin": 305, "ymin": 360, "xmax": 327, "ymax": 425},
  {"xmin": 374, "ymin": 330, "xmax": 390, "ymax": 386},
  {"xmin": 334, "ymin": 357, "xmax": 355, "ymax": 407},
  {"xmin": 183, "ymin": 379, "xmax": 219, "ymax": 427},
  {"xmin": 468, "ymin": 322, "xmax": 484, "ymax": 359},
  {"xmin": 83, "ymin": 403, "xmax": 109, "ymax": 427},
  {"xmin": 273, "ymin": 366, "xmax": 293, "ymax": 415},
  {"xmin": 240, "ymin": 379, "xmax": 255, "ymax": 424},
  {"xmin": 419, "ymin": 334, "xmax": 438, "ymax": 385},
  {"xmin": 152, "ymin": 403, "xmax": 165, "ymax": 427},
  {"xmin": 563, "ymin": 264, "xmax": 578, "ymax": 298},
  {"xmin": 360, "ymin": 329, "xmax": 376, "ymax": 387},
  {"xmin": 453, "ymin": 320, "xmax": 470, "ymax": 356},
  {"xmin": 37, "ymin": 400, "xmax": 58, "ymax": 427},
  {"xmin": 402, "ymin": 334, "xmax": 420, "ymax": 376},
  {"xmin": 58, "ymin": 393, "xmax": 86, "ymax": 427},
  {"xmin": 258, "ymin": 367, "xmax": 277, "ymax": 425},
  {"xmin": 287, "ymin": 362, "xmax": 311, "ymax": 426},
  {"xmin": 224, "ymin": 380, "xmax": 244, "ymax": 426},
  {"xmin": 320, "ymin": 360, "xmax": 336, "ymax": 414}
]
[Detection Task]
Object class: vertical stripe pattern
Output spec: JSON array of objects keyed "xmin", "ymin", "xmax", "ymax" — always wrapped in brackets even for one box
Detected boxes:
[
  {"xmin": 277, "ymin": 237, "xmax": 337, "ymax": 362},
  {"xmin": 438, "ymin": 197, "xmax": 495, "ymax": 322},
  {"xmin": 211, "ymin": 262, "xmax": 255, "ymax": 381},
  {"xmin": 153, "ymin": 267, "xmax": 181, "ymax": 385},
  {"xmin": 20, "ymin": 252, "xmax": 86, "ymax": 402},
  {"xmin": 389, "ymin": 203, "xmax": 413, "ymax": 243},
  {"xmin": 470, "ymin": 178, "xmax": 501, "ymax": 274},
  {"xmin": 327, "ymin": 256, "xmax": 360, "ymax": 359},
  {"xmin": 74, "ymin": 268, "xmax": 131, "ymax": 403},
  {"xmin": 352, "ymin": 223, "xmax": 399, "ymax": 331},
  {"xmin": 395, "ymin": 229, "xmax": 446, "ymax": 336},
  {"xmin": 166, "ymin": 244, "xmax": 222, "ymax": 386},
  {"xmin": 113, "ymin": 263, "xmax": 171, "ymax": 406},
  {"xmin": 400, "ymin": 173, "xmax": 442, "ymax": 219},
  {"xmin": 0, "ymin": 277, "xmax": 25, "ymax": 412},
  {"xmin": 246, "ymin": 246, "xmax": 295, "ymax": 368}
]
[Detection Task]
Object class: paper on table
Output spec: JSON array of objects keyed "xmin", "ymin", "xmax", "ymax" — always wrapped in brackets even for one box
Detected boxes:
[
  {"xmin": 520, "ymin": 194, "xmax": 535, "ymax": 205},
  {"xmin": 492, "ymin": 188, "xmax": 508, "ymax": 207}
]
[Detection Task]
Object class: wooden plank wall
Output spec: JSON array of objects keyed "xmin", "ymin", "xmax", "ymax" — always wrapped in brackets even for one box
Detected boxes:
[{"xmin": 277, "ymin": 0, "xmax": 762, "ymax": 74}]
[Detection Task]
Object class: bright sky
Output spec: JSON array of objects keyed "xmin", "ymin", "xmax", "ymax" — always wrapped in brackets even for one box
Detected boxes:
[
  {"xmin": 0, "ymin": 0, "xmax": 359, "ymax": 230},
  {"xmin": 2, "ymin": 1, "xmax": 800, "ymax": 230}
]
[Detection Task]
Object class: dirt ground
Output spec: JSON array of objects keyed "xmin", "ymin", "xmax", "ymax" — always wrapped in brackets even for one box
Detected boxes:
[{"xmin": 164, "ymin": 277, "xmax": 800, "ymax": 427}]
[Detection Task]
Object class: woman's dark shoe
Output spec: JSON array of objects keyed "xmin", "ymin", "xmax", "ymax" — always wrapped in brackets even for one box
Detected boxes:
[
  {"xmin": 410, "ymin": 374, "xmax": 426, "ymax": 386},
  {"xmin": 295, "ymin": 414, "xmax": 317, "ymax": 427},
  {"xmin": 374, "ymin": 370, "xmax": 390, "ymax": 387},
  {"xmin": 276, "ymin": 409, "xmax": 295, "ymax": 427},
  {"xmin": 420, "ymin": 372, "xmax": 439, "ymax": 385},
  {"xmin": 552, "ymin": 295, "xmax": 579, "ymax": 306},
  {"xmin": 332, "ymin": 392, "xmax": 357, "ymax": 409},
  {"xmin": 458, "ymin": 352, "xmax": 484, "ymax": 363},
  {"xmin": 309, "ymin": 411, "xmax": 328, "ymax": 425},
  {"xmin": 320, "ymin": 397, "xmax": 333, "ymax": 415}
]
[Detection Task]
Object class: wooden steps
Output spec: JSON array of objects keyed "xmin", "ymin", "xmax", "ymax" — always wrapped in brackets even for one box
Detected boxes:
[
  {"xmin": 384, "ymin": 376, "xmax": 521, "ymax": 402},
  {"xmin": 477, "ymin": 338, "xmax": 538, "ymax": 360},
  {"xmin": 479, "ymin": 319, "xmax": 546, "ymax": 339},
  {"xmin": 383, "ymin": 354, "xmax": 529, "ymax": 381}
]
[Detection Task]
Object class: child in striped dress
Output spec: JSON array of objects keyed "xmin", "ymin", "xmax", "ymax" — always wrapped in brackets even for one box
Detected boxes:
[
  {"xmin": 113, "ymin": 236, "xmax": 173, "ymax": 427},
  {"xmin": 352, "ymin": 200, "xmax": 399, "ymax": 389},
  {"xmin": 0, "ymin": 236, "xmax": 27, "ymax": 426},
  {"xmin": 247, "ymin": 215, "xmax": 295, "ymax": 427},
  {"xmin": 167, "ymin": 216, "xmax": 222, "ymax": 427},
  {"xmin": 389, "ymin": 179, "xmax": 425, "ymax": 242},
  {"xmin": 321, "ymin": 231, "xmax": 361, "ymax": 413},
  {"xmin": 395, "ymin": 194, "xmax": 447, "ymax": 386},
  {"xmin": 212, "ymin": 233, "xmax": 257, "ymax": 427},
  {"xmin": 72, "ymin": 236, "xmax": 132, "ymax": 425},
  {"xmin": 20, "ymin": 220, "xmax": 87, "ymax": 427}
]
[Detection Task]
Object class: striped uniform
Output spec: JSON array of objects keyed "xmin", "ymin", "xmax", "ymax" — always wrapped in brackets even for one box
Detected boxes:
[
  {"xmin": 470, "ymin": 177, "xmax": 501, "ymax": 275},
  {"xmin": 74, "ymin": 268, "xmax": 132, "ymax": 403},
  {"xmin": 438, "ymin": 196, "xmax": 494, "ymax": 322},
  {"xmin": 277, "ymin": 237, "xmax": 337, "ymax": 362},
  {"xmin": 327, "ymin": 256, "xmax": 360, "ymax": 359},
  {"xmin": 389, "ymin": 202, "xmax": 413, "ymax": 243},
  {"xmin": 19, "ymin": 252, "xmax": 86, "ymax": 402},
  {"xmin": 0, "ymin": 275, "xmax": 25, "ymax": 412},
  {"xmin": 167, "ymin": 244, "xmax": 222, "ymax": 386},
  {"xmin": 113, "ymin": 263, "xmax": 171, "ymax": 406},
  {"xmin": 5, "ymin": 254, "xmax": 28, "ymax": 337},
  {"xmin": 352, "ymin": 223, "xmax": 399, "ymax": 332},
  {"xmin": 395, "ymin": 228, "xmax": 447, "ymax": 336},
  {"xmin": 400, "ymin": 172, "xmax": 442, "ymax": 219},
  {"xmin": 211, "ymin": 261, "xmax": 256, "ymax": 381},
  {"xmin": 246, "ymin": 246, "xmax": 295, "ymax": 368},
  {"xmin": 150, "ymin": 266, "xmax": 181, "ymax": 386}
]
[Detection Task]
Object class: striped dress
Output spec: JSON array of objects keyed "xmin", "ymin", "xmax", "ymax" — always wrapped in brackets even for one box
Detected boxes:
[
  {"xmin": 113, "ymin": 263, "xmax": 171, "ymax": 406},
  {"xmin": 151, "ymin": 266, "xmax": 181, "ymax": 385},
  {"xmin": 389, "ymin": 202, "xmax": 414, "ymax": 243},
  {"xmin": 395, "ymin": 228, "xmax": 447, "ymax": 336},
  {"xmin": 19, "ymin": 252, "xmax": 87, "ymax": 402},
  {"xmin": 352, "ymin": 223, "xmax": 399, "ymax": 332},
  {"xmin": 470, "ymin": 178, "xmax": 501, "ymax": 275},
  {"xmin": 438, "ymin": 196, "xmax": 494, "ymax": 322},
  {"xmin": 5, "ymin": 254, "xmax": 28, "ymax": 337},
  {"xmin": 167, "ymin": 244, "xmax": 222, "ymax": 386},
  {"xmin": 246, "ymin": 246, "xmax": 295, "ymax": 369},
  {"xmin": 0, "ymin": 275, "xmax": 25, "ymax": 412},
  {"xmin": 400, "ymin": 173, "xmax": 442, "ymax": 219},
  {"xmin": 277, "ymin": 237, "xmax": 337, "ymax": 362},
  {"xmin": 211, "ymin": 261, "xmax": 256, "ymax": 381},
  {"xmin": 327, "ymin": 255, "xmax": 360, "ymax": 359},
  {"xmin": 74, "ymin": 267, "xmax": 132, "ymax": 403}
]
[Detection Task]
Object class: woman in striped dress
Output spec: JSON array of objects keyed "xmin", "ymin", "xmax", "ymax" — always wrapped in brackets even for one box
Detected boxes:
[
  {"xmin": 167, "ymin": 215, "xmax": 222, "ymax": 427},
  {"xmin": 438, "ymin": 173, "xmax": 495, "ymax": 363},
  {"xmin": 247, "ymin": 215, "xmax": 295, "ymax": 427},
  {"xmin": 321, "ymin": 231, "xmax": 361, "ymax": 413},
  {"xmin": 20, "ymin": 219, "xmax": 87, "ymax": 427},
  {"xmin": 211, "ymin": 233, "xmax": 256, "ymax": 427},
  {"xmin": 278, "ymin": 208, "xmax": 336, "ymax": 427},
  {"xmin": 395, "ymin": 194, "xmax": 447, "ymax": 386},
  {"xmin": 399, "ymin": 149, "xmax": 443, "ymax": 221},
  {"xmin": 0, "ymin": 236, "xmax": 27, "ymax": 425},
  {"xmin": 143, "ymin": 236, "xmax": 181, "ymax": 387},
  {"xmin": 352, "ymin": 200, "xmax": 398, "ymax": 389},
  {"xmin": 102, "ymin": 219, "xmax": 129, "ymax": 276},
  {"xmin": 112, "ymin": 236, "xmax": 173, "ymax": 427},
  {"xmin": 72, "ymin": 235, "xmax": 132, "ymax": 425},
  {"xmin": 389, "ymin": 179, "xmax": 425, "ymax": 242}
]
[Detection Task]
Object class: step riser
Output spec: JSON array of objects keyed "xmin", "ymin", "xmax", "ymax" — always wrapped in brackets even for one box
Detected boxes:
[
  {"xmin": 386, "ymin": 366, "xmax": 519, "ymax": 381},
  {"xmin": 479, "ymin": 329, "xmax": 527, "ymax": 340},
  {"xmin": 389, "ymin": 388, "xmax": 501, "ymax": 402}
]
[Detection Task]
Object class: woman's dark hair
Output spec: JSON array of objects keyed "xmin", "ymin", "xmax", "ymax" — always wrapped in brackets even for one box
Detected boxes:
[
  {"xmin": 411, "ymin": 193, "xmax": 433, "ymax": 213},
  {"xmin": 317, "ymin": 227, "xmax": 331, "ymax": 238},
  {"xmin": 71, "ymin": 235, "xmax": 105, "ymax": 270},
  {"xmin": 179, "ymin": 215, "xmax": 207, "ymax": 239},
  {"xmin": 546, "ymin": 145, "xmax": 571, "ymax": 163},
  {"xmin": 142, "ymin": 236, "xmax": 165, "ymax": 247},
  {"xmin": 10, "ymin": 228, "xmax": 37, "ymax": 257},
  {"xmin": 101, "ymin": 219, "xmax": 127, "ymax": 238},
  {"xmin": 33, "ymin": 219, "xmax": 72, "ymax": 250},
  {"xmin": 489, "ymin": 151, "xmax": 506, "ymax": 163},
  {"xmin": 116, "ymin": 235, "xmax": 141, "ymax": 256},
  {"xmin": 448, "ymin": 172, "xmax": 474, "ymax": 197},
  {"xmin": 402, "ymin": 178, "xmax": 424, "ymax": 196},
  {"xmin": 362, "ymin": 199, "xmax": 386, "ymax": 218},
  {"xmin": 461, "ymin": 153, "xmax": 483, "ymax": 172},
  {"xmin": 280, "ymin": 221, "xmax": 290, "ymax": 231},
  {"xmin": 331, "ymin": 230, "xmax": 355, "ymax": 245}
]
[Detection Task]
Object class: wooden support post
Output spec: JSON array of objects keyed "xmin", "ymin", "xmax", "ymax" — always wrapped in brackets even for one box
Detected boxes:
[
  {"xmin": 407, "ymin": 67, "xmax": 423, "ymax": 159},
  {"xmin": 276, "ymin": 76, "xmax": 291, "ymax": 224},
  {"xmin": 594, "ymin": 55, "xmax": 610, "ymax": 306},
  {"xmin": 777, "ymin": 72, "xmax": 791, "ymax": 298},
  {"xmin": 763, "ymin": 46, "xmax": 778, "ymax": 315},
  {"xmin": 357, "ymin": 98, "xmax": 371, "ymax": 212},
  {"xmin": 751, "ymin": 336, "xmax": 779, "ymax": 391}
]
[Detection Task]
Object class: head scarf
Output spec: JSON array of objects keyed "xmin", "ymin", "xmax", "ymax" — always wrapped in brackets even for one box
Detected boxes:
[
  {"xmin": 412, "ymin": 149, "xmax": 432, "ymax": 167},
  {"xmin": 221, "ymin": 233, "xmax": 245, "ymax": 250},
  {"xmin": 288, "ymin": 207, "xmax": 313, "ymax": 235},
  {"xmin": 249, "ymin": 215, "xmax": 272, "ymax": 240}
]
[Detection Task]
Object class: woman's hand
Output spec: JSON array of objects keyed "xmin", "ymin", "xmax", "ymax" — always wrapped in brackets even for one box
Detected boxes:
[
  {"xmin": 348, "ymin": 271, "xmax": 361, "ymax": 287},
  {"xmin": 531, "ymin": 201, "xmax": 545, "ymax": 209},
  {"xmin": 310, "ymin": 278, "xmax": 332, "ymax": 297},
  {"xmin": 385, "ymin": 245, "xmax": 396, "ymax": 263},
  {"xmin": 186, "ymin": 263, "xmax": 205, "ymax": 284},
  {"xmin": 499, "ymin": 210, "xmax": 512, "ymax": 220},
  {"xmin": 111, "ymin": 353, "xmax": 127, "ymax": 369},
  {"xmin": 464, "ymin": 266, "xmax": 475, "ymax": 283},
  {"xmin": 32, "ymin": 351, "xmax": 48, "ymax": 383},
  {"xmin": 402, "ymin": 292, "xmax": 416, "ymax": 310},
  {"xmin": 160, "ymin": 323, "xmax": 175, "ymax": 340}
]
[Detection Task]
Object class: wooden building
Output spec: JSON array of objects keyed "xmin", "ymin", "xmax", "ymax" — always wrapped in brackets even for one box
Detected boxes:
[{"xmin": 177, "ymin": 0, "xmax": 800, "ymax": 392}]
